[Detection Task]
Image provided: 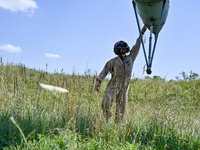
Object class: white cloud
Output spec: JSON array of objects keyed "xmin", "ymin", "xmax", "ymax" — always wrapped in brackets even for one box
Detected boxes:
[
  {"xmin": 44, "ymin": 53, "xmax": 60, "ymax": 58},
  {"xmin": 0, "ymin": 44, "xmax": 21, "ymax": 53},
  {"xmin": 0, "ymin": 0, "xmax": 38, "ymax": 14}
]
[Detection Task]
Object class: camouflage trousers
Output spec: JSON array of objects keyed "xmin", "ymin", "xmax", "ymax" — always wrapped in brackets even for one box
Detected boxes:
[{"xmin": 101, "ymin": 86, "xmax": 129, "ymax": 123}]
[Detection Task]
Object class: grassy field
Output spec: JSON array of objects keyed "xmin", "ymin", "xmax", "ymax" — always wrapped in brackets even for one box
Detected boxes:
[{"xmin": 0, "ymin": 63, "xmax": 200, "ymax": 149}]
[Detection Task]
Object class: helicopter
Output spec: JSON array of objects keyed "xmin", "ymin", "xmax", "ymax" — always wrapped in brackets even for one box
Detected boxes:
[{"xmin": 132, "ymin": 0, "xmax": 170, "ymax": 74}]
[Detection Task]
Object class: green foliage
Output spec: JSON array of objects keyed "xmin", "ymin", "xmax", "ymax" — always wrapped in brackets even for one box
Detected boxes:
[
  {"xmin": 0, "ymin": 63, "xmax": 200, "ymax": 149},
  {"xmin": 177, "ymin": 70, "xmax": 199, "ymax": 81}
]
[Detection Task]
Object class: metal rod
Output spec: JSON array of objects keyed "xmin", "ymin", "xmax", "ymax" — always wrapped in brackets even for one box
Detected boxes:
[
  {"xmin": 150, "ymin": 0, "xmax": 167, "ymax": 67},
  {"xmin": 148, "ymin": 21, "xmax": 153, "ymax": 67},
  {"xmin": 132, "ymin": 0, "xmax": 148, "ymax": 66}
]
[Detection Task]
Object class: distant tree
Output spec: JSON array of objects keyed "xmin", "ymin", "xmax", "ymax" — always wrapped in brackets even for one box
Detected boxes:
[
  {"xmin": 179, "ymin": 70, "xmax": 199, "ymax": 81},
  {"xmin": 179, "ymin": 71, "xmax": 188, "ymax": 81},
  {"xmin": 153, "ymin": 75, "xmax": 162, "ymax": 80},
  {"xmin": 189, "ymin": 70, "xmax": 199, "ymax": 80},
  {"xmin": 144, "ymin": 76, "xmax": 152, "ymax": 80}
]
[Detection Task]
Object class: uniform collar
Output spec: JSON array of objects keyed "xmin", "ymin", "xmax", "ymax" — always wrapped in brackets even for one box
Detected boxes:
[{"xmin": 117, "ymin": 55, "xmax": 127, "ymax": 66}]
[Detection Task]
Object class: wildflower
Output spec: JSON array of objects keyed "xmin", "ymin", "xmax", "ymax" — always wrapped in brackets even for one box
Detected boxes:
[
  {"xmin": 39, "ymin": 83, "xmax": 69, "ymax": 93},
  {"xmin": 86, "ymin": 128, "xmax": 89, "ymax": 131}
]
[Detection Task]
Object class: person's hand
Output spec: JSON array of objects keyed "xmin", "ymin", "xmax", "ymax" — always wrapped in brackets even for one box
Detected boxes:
[
  {"xmin": 141, "ymin": 25, "xmax": 147, "ymax": 35},
  {"xmin": 95, "ymin": 80, "xmax": 101, "ymax": 91}
]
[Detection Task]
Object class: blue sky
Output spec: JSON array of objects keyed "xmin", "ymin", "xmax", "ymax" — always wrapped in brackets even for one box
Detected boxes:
[{"xmin": 0, "ymin": 0, "xmax": 199, "ymax": 80}]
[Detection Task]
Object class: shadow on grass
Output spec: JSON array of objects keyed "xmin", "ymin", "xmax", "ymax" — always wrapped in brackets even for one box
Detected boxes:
[
  {"xmin": 0, "ymin": 107, "xmax": 98, "ymax": 149},
  {"xmin": 0, "ymin": 109, "xmax": 199, "ymax": 150},
  {"xmin": 124, "ymin": 121, "xmax": 200, "ymax": 150}
]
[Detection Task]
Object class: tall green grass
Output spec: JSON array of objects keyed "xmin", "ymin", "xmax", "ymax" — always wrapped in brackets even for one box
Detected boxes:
[{"xmin": 0, "ymin": 63, "xmax": 200, "ymax": 149}]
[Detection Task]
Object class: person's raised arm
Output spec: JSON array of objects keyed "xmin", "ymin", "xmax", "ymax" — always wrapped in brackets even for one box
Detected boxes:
[{"xmin": 130, "ymin": 25, "xmax": 147, "ymax": 60}]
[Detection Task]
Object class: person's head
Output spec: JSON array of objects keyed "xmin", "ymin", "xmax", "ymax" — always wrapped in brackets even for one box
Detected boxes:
[{"xmin": 114, "ymin": 41, "xmax": 130, "ymax": 56}]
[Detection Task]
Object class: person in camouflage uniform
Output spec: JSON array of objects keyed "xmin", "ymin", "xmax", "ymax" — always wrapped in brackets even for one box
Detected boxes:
[{"xmin": 95, "ymin": 25, "xmax": 147, "ymax": 123}]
